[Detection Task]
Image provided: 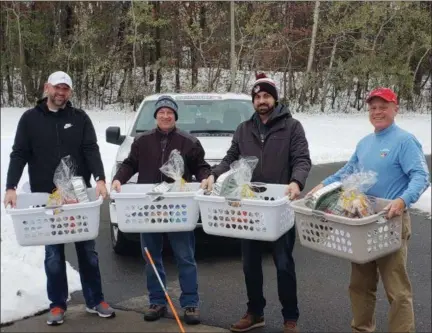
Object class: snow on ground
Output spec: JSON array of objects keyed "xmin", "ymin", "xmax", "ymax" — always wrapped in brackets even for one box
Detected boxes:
[
  {"xmin": 0, "ymin": 106, "xmax": 430, "ymax": 323},
  {"xmin": 0, "ymin": 209, "xmax": 82, "ymax": 324}
]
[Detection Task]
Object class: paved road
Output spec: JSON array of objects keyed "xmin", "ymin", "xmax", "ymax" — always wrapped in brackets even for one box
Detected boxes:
[{"xmin": 65, "ymin": 158, "xmax": 431, "ymax": 332}]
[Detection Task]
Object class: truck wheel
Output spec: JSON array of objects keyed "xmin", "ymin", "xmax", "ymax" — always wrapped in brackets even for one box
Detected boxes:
[{"xmin": 110, "ymin": 223, "xmax": 134, "ymax": 256}]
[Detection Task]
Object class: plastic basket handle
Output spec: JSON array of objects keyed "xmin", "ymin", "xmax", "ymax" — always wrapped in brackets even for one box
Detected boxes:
[
  {"xmin": 249, "ymin": 182, "xmax": 267, "ymax": 193},
  {"xmin": 227, "ymin": 197, "xmax": 242, "ymax": 207},
  {"xmin": 44, "ymin": 205, "xmax": 64, "ymax": 215},
  {"xmin": 376, "ymin": 211, "xmax": 389, "ymax": 224},
  {"xmin": 146, "ymin": 192, "xmax": 164, "ymax": 196},
  {"xmin": 312, "ymin": 210, "xmax": 328, "ymax": 223}
]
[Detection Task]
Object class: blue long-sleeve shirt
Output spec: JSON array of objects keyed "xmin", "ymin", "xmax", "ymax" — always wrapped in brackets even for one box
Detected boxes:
[{"xmin": 322, "ymin": 123, "xmax": 430, "ymax": 207}]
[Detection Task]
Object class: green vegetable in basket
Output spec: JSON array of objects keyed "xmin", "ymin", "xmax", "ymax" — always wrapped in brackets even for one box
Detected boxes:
[{"xmin": 314, "ymin": 189, "xmax": 345, "ymax": 215}]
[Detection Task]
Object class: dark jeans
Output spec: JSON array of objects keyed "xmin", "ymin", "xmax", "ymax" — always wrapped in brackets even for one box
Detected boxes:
[
  {"xmin": 44, "ymin": 240, "xmax": 104, "ymax": 310},
  {"xmin": 242, "ymin": 227, "xmax": 299, "ymax": 322},
  {"xmin": 140, "ymin": 231, "xmax": 199, "ymax": 308}
]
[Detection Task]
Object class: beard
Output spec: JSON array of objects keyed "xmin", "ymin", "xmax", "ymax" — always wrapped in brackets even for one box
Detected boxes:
[
  {"xmin": 255, "ymin": 103, "xmax": 274, "ymax": 116},
  {"xmin": 48, "ymin": 94, "xmax": 67, "ymax": 107}
]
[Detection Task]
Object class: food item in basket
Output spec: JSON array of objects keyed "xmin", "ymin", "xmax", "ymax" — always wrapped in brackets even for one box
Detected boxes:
[
  {"xmin": 305, "ymin": 182, "xmax": 342, "ymax": 210},
  {"xmin": 47, "ymin": 189, "xmax": 63, "ymax": 207},
  {"xmin": 71, "ymin": 176, "xmax": 90, "ymax": 203},
  {"xmin": 51, "ymin": 156, "xmax": 90, "ymax": 205},
  {"xmin": 152, "ymin": 182, "xmax": 173, "ymax": 193},
  {"xmin": 53, "ymin": 156, "xmax": 78, "ymax": 203},
  {"xmin": 149, "ymin": 182, "xmax": 173, "ymax": 202},
  {"xmin": 308, "ymin": 170, "xmax": 378, "ymax": 218},
  {"xmin": 159, "ymin": 149, "xmax": 189, "ymax": 192},
  {"xmin": 46, "ymin": 190, "xmax": 64, "ymax": 215},
  {"xmin": 211, "ymin": 156, "xmax": 259, "ymax": 199},
  {"xmin": 334, "ymin": 170, "xmax": 377, "ymax": 218},
  {"xmin": 337, "ymin": 189, "xmax": 375, "ymax": 218}
]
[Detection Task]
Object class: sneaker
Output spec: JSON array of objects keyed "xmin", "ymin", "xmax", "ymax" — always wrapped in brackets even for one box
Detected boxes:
[
  {"xmin": 284, "ymin": 321, "xmax": 299, "ymax": 333},
  {"xmin": 86, "ymin": 301, "xmax": 116, "ymax": 318},
  {"xmin": 184, "ymin": 307, "xmax": 200, "ymax": 325},
  {"xmin": 144, "ymin": 304, "xmax": 167, "ymax": 322},
  {"xmin": 47, "ymin": 307, "xmax": 65, "ymax": 326},
  {"xmin": 230, "ymin": 313, "xmax": 265, "ymax": 332}
]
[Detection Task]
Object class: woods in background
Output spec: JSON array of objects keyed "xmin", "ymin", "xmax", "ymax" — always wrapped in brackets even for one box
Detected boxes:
[{"xmin": 1, "ymin": 1, "xmax": 431, "ymax": 112}]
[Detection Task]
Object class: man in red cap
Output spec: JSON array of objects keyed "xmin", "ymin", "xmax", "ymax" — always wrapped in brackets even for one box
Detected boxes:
[{"xmin": 308, "ymin": 87, "xmax": 430, "ymax": 332}]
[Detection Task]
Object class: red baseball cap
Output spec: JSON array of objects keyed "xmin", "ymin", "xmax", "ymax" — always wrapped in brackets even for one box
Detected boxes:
[{"xmin": 366, "ymin": 88, "xmax": 398, "ymax": 104}]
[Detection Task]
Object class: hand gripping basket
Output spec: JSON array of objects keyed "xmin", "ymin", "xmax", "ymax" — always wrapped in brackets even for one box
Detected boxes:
[
  {"xmin": 6, "ymin": 189, "xmax": 103, "ymax": 247},
  {"xmin": 195, "ymin": 184, "xmax": 295, "ymax": 242},
  {"xmin": 291, "ymin": 197, "xmax": 403, "ymax": 264},
  {"xmin": 110, "ymin": 183, "xmax": 201, "ymax": 233}
]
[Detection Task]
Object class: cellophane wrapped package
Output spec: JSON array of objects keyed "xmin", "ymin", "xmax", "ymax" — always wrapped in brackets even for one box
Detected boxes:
[
  {"xmin": 47, "ymin": 155, "xmax": 89, "ymax": 207},
  {"xmin": 159, "ymin": 149, "xmax": 189, "ymax": 192},
  {"xmin": 307, "ymin": 170, "xmax": 378, "ymax": 218},
  {"xmin": 211, "ymin": 156, "xmax": 259, "ymax": 199}
]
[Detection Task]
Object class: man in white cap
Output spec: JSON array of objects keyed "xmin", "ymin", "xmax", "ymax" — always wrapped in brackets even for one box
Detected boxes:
[{"xmin": 4, "ymin": 71, "xmax": 115, "ymax": 325}]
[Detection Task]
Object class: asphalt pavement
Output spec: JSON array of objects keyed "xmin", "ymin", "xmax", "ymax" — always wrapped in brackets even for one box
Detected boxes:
[{"xmin": 59, "ymin": 157, "xmax": 431, "ymax": 333}]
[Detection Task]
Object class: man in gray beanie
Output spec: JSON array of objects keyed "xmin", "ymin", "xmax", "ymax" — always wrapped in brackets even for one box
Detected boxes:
[
  {"xmin": 154, "ymin": 95, "xmax": 179, "ymax": 121},
  {"xmin": 112, "ymin": 95, "xmax": 211, "ymax": 325}
]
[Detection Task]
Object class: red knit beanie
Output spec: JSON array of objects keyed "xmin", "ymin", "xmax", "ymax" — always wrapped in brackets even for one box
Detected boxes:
[{"xmin": 251, "ymin": 73, "xmax": 278, "ymax": 102}]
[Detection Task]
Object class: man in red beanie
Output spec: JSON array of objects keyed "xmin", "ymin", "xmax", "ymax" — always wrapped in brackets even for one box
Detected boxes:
[{"xmin": 202, "ymin": 73, "xmax": 312, "ymax": 333}]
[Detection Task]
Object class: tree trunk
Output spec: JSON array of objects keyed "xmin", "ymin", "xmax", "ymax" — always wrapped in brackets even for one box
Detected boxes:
[
  {"xmin": 320, "ymin": 38, "xmax": 338, "ymax": 112},
  {"xmin": 5, "ymin": 66, "xmax": 14, "ymax": 105},
  {"xmin": 412, "ymin": 47, "xmax": 431, "ymax": 96},
  {"xmin": 154, "ymin": 1, "xmax": 162, "ymax": 93},
  {"xmin": 189, "ymin": 4, "xmax": 198, "ymax": 89},
  {"xmin": 299, "ymin": 0, "xmax": 320, "ymax": 111},
  {"xmin": 175, "ymin": 56, "xmax": 181, "ymax": 92},
  {"xmin": 118, "ymin": 68, "xmax": 128, "ymax": 103},
  {"xmin": 13, "ymin": 5, "xmax": 35, "ymax": 104},
  {"xmin": 174, "ymin": 5, "xmax": 181, "ymax": 92},
  {"xmin": 306, "ymin": 0, "xmax": 320, "ymax": 73}
]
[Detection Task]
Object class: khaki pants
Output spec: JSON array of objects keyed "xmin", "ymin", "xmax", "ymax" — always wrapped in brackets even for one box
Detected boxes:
[{"xmin": 349, "ymin": 212, "xmax": 415, "ymax": 333}]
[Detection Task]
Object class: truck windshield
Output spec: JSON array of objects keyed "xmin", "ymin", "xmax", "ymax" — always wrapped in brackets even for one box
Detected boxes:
[{"xmin": 131, "ymin": 98, "xmax": 255, "ymax": 136}]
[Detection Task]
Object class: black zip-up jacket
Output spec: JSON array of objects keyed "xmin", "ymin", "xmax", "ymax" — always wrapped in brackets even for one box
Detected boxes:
[
  {"xmin": 113, "ymin": 127, "xmax": 211, "ymax": 185},
  {"xmin": 6, "ymin": 98, "xmax": 105, "ymax": 193},
  {"xmin": 212, "ymin": 103, "xmax": 312, "ymax": 190}
]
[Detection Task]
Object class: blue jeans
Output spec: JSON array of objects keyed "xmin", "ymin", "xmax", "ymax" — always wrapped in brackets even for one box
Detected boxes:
[
  {"xmin": 242, "ymin": 227, "xmax": 299, "ymax": 322},
  {"xmin": 140, "ymin": 231, "xmax": 199, "ymax": 308},
  {"xmin": 44, "ymin": 240, "xmax": 104, "ymax": 310}
]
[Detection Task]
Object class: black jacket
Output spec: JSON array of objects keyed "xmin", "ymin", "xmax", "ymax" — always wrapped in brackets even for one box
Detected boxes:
[
  {"xmin": 6, "ymin": 98, "xmax": 105, "ymax": 193},
  {"xmin": 212, "ymin": 103, "xmax": 312, "ymax": 190},
  {"xmin": 113, "ymin": 127, "xmax": 211, "ymax": 184}
]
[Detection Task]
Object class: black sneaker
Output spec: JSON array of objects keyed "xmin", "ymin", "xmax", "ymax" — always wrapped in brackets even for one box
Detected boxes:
[
  {"xmin": 144, "ymin": 304, "xmax": 167, "ymax": 321},
  {"xmin": 184, "ymin": 307, "xmax": 201, "ymax": 325}
]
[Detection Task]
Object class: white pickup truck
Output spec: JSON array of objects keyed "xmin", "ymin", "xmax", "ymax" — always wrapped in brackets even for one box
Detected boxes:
[{"xmin": 105, "ymin": 92, "xmax": 254, "ymax": 254}]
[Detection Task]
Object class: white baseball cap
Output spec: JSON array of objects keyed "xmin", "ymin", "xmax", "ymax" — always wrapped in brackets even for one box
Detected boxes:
[{"xmin": 47, "ymin": 71, "xmax": 73, "ymax": 89}]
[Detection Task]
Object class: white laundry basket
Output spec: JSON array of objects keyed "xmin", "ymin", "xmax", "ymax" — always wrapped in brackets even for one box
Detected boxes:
[
  {"xmin": 195, "ymin": 184, "xmax": 295, "ymax": 242},
  {"xmin": 291, "ymin": 197, "xmax": 403, "ymax": 264},
  {"xmin": 110, "ymin": 183, "xmax": 201, "ymax": 233},
  {"xmin": 6, "ymin": 189, "xmax": 103, "ymax": 246}
]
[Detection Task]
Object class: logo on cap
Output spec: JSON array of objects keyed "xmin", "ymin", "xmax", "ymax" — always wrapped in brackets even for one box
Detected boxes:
[{"xmin": 253, "ymin": 85, "xmax": 260, "ymax": 93}]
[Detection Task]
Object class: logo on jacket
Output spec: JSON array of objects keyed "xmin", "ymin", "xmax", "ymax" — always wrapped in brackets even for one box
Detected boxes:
[
  {"xmin": 64, "ymin": 123, "xmax": 73, "ymax": 129},
  {"xmin": 380, "ymin": 148, "xmax": 390, "ymax": 158}
]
